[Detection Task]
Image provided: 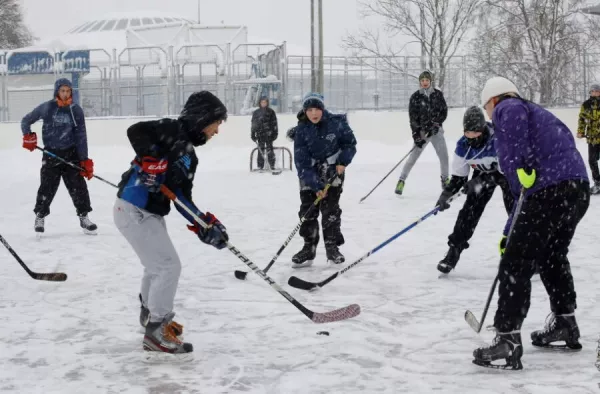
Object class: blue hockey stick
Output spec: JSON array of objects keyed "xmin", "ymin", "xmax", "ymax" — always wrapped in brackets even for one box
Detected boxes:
[{"xmin": 288, "ymin": 190, "xmax": 465, "ymax": 291}]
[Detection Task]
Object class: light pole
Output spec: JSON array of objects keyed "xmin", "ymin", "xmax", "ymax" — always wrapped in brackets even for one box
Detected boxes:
[
  {"xmin": 197, "ymin": 0, "xmax": 201, "ymax": 24},
  {"xmin": 310, "ymin": 0, "xmax": 324, "ymax": 93}
]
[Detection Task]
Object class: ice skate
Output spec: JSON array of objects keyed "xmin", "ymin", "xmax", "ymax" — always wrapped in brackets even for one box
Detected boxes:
[
  {"xmin": 326, "ymin": 246, "xmax": 345, "ymax": 264},
  {"xmin": 473, "ymin": 330, "xmax": 523, "ymax": 370},
  {"xmin": 395, "ymin": 180, "xmax": 405, "ymax": 196},
  {"xmin": 292, "ymin": 243, "xmax": 316, "ymax": 268},
  {"xmin": 437, "ymin": 243, "xmax": 466, "ymax": 274},
  {"xmin": 530, "ymin": 313, "xmax": 582, "ymax": 351},
  {"xmin": 139, "ymin": 294, "xmax": 183, "ymax": 337},
  {"xmin": 34, "ymin": 215, "xmax": 44, "ymax": 238},
  {"xmin": 143, "ymin": 312, "xmax": 193, "ymax": 362},
  {"xmin": 79, "ymin": 214, "xmax": 98, "ymax": 235},
  {"xmin": 590, "ymin": 181, "xmax": 600, "ymax": 195}
]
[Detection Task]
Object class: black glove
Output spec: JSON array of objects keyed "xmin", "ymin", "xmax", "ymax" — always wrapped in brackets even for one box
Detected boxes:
[
  {"xmin": 435, "ymin": 190, "xmax": 453, "ymax": 212},
  {"xmin": 414, "ymin": 136, "xmax": 426, "ymax": 149},
  {"xmin": 187, "ymin": 212, "xmax": 229, "ymax": 250}
]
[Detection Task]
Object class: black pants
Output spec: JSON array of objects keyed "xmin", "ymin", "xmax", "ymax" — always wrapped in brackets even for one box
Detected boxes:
[
  {"xmin": 298, "ymin": 180, "xmax": 345, "ymax": 249},
  {"xmin": 589, "ymin": 143, "xmax": 600, "ymax": 183},
  {"xmin": 448, "ymin": 171, "xmax": 513, "ymax": 248},
  {"xmin": 257, "ymin": 140, "xmax": 276, "ymax": 169},
  {"xmin": 34, "ymin": 148, "xmax": 92, "ymax": 218},
  {"xmin": 493, "ymin": 180, "xmax": 589, "ymax": 332}
]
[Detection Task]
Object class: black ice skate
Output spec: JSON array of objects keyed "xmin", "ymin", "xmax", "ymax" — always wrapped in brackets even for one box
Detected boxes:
[
  {"xmin": 79, "ymin": 214, "xmax": 98, "ymax": 235},
  {"xmin": 473, "ymin": 330, "xmax": 523, "ymax": 370},
  {"xmin": 437, "ymin": 243, "xmax": 466, "ymax": 274},
  {"xmin": 143, "ymin": 312, "xmax": 192, "ymax": 361},
  {"xmin": 292, "ymin": 243, "xmax": 316, "ymax": 268},
  {"xmin": 591, "ymin": 181, "xmax": 600, "ymax": 195},
  {"xmin": 530, "ymin": 313, "xmax": 582, "ymax": 351},
  {"xmin": 326, "ymin": 246, "xmax": 345, "ymax": 264},
  {"xmin": 34, "ymin": 215, "xmax": 44, "ymax": 235},
  {"xmin": 139, "ymin": 294, "xmax": 183, "ymax": 337}
]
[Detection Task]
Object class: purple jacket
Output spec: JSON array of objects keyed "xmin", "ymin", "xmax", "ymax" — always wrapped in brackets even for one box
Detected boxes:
[{"xmin": 493, "ymin": 98, "xmax": 588, "ymax": 234}]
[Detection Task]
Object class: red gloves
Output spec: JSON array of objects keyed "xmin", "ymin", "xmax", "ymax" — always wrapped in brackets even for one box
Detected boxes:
[
  {"xmin": 22, "ymin": 133, "xmax": 37, "ymax": 151},
  {"xmin": 80, "ymin": 159, "xmax": 94, "ymax": 180}
]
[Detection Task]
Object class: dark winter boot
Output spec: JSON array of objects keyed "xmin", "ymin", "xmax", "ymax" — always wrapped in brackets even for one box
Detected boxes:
[
  {"xmin": 292, "ymin": 242, "xmax": 317, "ymax": 268},
  {"xmin": 143, "ymin": 312, "xmax": 192, "ymax": 360},
  {"xmin": 530, "ymin": 313, "xmax": 582, "ymax": 350},
  {"xmin": 437, "ymin": 242, "xmax": 467, "ymax": 274},
  {"xmin": 326, "ymin": 245, "xmax": 345, "ymax": 264},
  {"xmin": 473, "ymin": 330, "xmax": 523, "ymax": 370},
  {"xmin": 34, "ymin": 214, "xmax": 45, "ymax": 234},
  {"xmin": 79, "ymin": 214, "xmax": 98, "ymax": 235}
]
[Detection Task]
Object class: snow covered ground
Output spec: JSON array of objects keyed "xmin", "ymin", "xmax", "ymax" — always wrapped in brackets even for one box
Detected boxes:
[{"xmin": 0, "ymin": 115, "xmax": 599, "ymax": 393}]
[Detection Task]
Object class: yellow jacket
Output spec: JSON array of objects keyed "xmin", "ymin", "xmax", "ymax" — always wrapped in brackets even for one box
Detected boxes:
[{"xmin": 578, "ymin": 97, "xmax": 600, "ymax": 145}]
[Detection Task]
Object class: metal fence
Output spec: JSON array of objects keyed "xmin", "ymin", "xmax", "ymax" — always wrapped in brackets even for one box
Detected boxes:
[{"xmin": 1, "ymin": 47, "xmax": 597, "ymax": 122}]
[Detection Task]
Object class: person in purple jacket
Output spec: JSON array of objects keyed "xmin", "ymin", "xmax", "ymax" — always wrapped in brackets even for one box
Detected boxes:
[
  {"xmin": 21, "ymin": 78, "xmax": 97, "ymax": 236},
  {"xmin": 472, "ymin": 77, "xmax": 590, "ymax": 370}
]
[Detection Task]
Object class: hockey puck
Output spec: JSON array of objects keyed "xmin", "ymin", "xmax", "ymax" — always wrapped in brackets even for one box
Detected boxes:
[{"xmin": 316, "ymin": 331, "xmax": 330, "ymax": 336}]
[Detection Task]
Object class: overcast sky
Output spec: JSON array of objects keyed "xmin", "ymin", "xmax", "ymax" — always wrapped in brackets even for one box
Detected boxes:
[{"xmin": 20, "ymin": 0, "xmax": 368, "ymax": 55}]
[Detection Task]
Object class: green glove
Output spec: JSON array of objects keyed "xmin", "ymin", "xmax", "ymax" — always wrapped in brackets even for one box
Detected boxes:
[
  {"xmin": 516, "ymin": 168, "xmax": 536, "ymax": 189},
  {"xmin": 499, "ymin": 236, "xmax": 507, "ymax": 256}
]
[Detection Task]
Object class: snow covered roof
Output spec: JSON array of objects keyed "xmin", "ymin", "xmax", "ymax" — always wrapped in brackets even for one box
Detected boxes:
[{"xmin": 66, "ymin": 11, "xmax": 193, "ymax": 34}]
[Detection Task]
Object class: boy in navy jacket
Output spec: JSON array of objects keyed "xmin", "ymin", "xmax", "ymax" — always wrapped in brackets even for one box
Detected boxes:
[{"xmin": 21, "ymin": 78, "xmax": 96, "ymax": 235}]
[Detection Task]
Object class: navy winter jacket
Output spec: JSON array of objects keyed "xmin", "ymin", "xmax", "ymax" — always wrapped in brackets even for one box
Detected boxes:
[
  {"xmin": 21, "ymin": 78, "xmax": 88, "ymax": 160},
  {"xmin": 293, "ymin": 110, "xmax": 357, "ymax": 191}
]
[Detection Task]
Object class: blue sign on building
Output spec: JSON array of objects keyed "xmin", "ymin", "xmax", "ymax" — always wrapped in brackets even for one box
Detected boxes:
[{"xmin": 7, "ymin": 50, "xmax": 90, "ymax": 75}]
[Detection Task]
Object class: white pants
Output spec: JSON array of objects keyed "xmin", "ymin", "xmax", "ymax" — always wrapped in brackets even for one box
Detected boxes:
[
  {"xmin": 399, "ymin": 128, "xmax": 449, "ymax": 181},
  {"xmin": 113, "ymin": 198, "xmax": 182, "ymax": 323}
]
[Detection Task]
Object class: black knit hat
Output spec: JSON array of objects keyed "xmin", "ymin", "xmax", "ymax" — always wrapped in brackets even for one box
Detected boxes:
[{"xmin": 179, "ymin": 91, "xmax": 228, "ymax": 146}]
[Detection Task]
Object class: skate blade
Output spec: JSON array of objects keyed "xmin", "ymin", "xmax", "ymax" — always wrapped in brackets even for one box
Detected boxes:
[
  {"xmin": 472, "ymin": 358, "xmax": 523, "ymax": 370},
  {"xmin": 142, "ymin": 350, "xmax": 194, "ymax": 364},
  {"xmin": 82, "ymin": 228, "xmax": 98, "ymax": 236},
  {"xmin": 327, "ymin": 259, "xmax": 345, "ymax": 265},
  {"xmin": 532, "ymin": 342, "xmax": 582, "ymax": 351},
  {"xmin": 35, "ymin": 232, "xmax": 43, "ymax": 240},
  {"xmin": 291, "ymin": 260, "xmax": 314, "ymax": 269}
]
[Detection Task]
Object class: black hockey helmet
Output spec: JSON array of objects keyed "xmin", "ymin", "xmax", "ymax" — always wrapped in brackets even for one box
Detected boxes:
[
  {"xmin": 179, "ymin": 91, "xmax": 228, "ymax": 146},
  {"xmin": 463, "ymin": 106, "xmax": 489, "ymax": 148}
]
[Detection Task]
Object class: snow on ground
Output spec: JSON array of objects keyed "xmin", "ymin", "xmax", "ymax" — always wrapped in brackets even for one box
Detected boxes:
[{"xmin": 0, "ymin": 130, "xmax": 599, "ymax": 393}]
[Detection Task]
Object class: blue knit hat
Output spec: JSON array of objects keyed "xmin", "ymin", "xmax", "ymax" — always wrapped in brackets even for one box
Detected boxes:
[{"xmin": 302, "ymin": 92, "xmax": 325, "ymax": 111}]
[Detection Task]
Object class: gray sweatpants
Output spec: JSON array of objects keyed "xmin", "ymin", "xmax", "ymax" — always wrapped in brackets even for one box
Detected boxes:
[
  {"xmin": 399, "ymin": 128, "xmax": 449, "ymax": 181},
  {"xmin": 113, "ymin": 198, "xmax": 182, "ymax": 323}
]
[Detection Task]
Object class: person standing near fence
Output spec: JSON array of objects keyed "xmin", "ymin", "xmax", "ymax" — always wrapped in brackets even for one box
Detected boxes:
[
  {"xmin": 395, "ymin": 70, "xmax": 449, "ymax": 196},
  {"xmin": 251, "ymin": 96, "xmax": 278, "ymax": 171},
  {"xmin": 577, "ymin": 83, "xmax": 600, "ymax": 195},
  {"xmin": 21, "ymin": 77, "xmax": 97, "ymax": 235}
]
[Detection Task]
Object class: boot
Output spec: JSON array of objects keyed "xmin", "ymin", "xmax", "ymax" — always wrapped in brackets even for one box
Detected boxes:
[
  {"xmin": 34, "ymin": 214, "xmax": 45, "ymax": 234},
  {"xmin": 530, "ymin": 313, "xmax": 582, "ymax": 350},
  {"xmin": 292, "ymin": 242, "xmax": 317, "ymax": 268},
  {"xmin": 473, "ymin": 330, "xmax": 523, "ymax": 370},
  {"xmin": 591, "ymin": 181, "xmax": 600, "ymax": 195},
  {"xmin": 79, "ymin": 214, "xmax": 98, "ymax": 235},
  {"xmin": 143, "ymin": 312, "xmax": 192, "ymax": 358},
  {"xmin": 326, "ymin": 245, "xmax": 345, "ymax": 264},
  {"xmin": 395, "ymin": 180, "xmax": 405, "ymax": 196},
  {"xmin": 139, "ymin": 294, "xmax": 183, "ymax": 337},
  {"xmin": 437, "ymin": 242, "xmax": 467, "ymax": 274}
]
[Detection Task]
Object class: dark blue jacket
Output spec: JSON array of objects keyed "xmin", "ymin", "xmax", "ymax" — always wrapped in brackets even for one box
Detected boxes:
[
  {"xmin": 21, "ymin": 78, "xmax": 88, "ymax": 160},
  {"xmin": 293, "ymin": 110, "xmax": 357, "ymax": 191}
]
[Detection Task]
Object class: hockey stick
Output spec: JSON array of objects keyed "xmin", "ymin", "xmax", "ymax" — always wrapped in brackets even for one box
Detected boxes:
[
  {"xmin": 255, "ymin": 142, "xmax": 281, "ymax": 175},
  {"xmin": 36, "ymin": 147, "xmax": 119, "ymax": 188},
  {"xmin": 359, "ymin": 146, "xmax": 416, "ymax": 203},
  {"xmin": 159, "ymin": 185, "xmax": 360, "ymax": 324},
  {"xmin": 464, "ymin": 189, "xmax": 525, "ymax": 333},
  {"xmin": 234, "ymin": 175, "xmax": 338, "ymax": 280},
  {"xmin": 0, "ymin": 234, "xmax": 67, "ymax": 281},
  {"xmin": 288, "ymin": 190, "xmax": 466, "ymax": 291}
]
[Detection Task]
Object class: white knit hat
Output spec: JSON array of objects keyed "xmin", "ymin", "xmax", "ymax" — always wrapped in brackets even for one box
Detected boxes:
[{"xmin": 480, "ymin": 77, "xmax": 520, "ymax": 106}]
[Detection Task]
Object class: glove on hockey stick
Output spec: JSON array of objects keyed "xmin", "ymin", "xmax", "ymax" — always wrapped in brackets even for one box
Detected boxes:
[
  {"xmin": 0, "ymin": 234, "xmax": 67, "ymax": 281},
  {"xmin": 234, "ymin": 174, "xmax": 339, "ymax": 280},
  {"xmin": 289, "ymin": 187, "xmax": 467, "ymax": 291},
  {"xmin": 464, "ymin": 188, "xmax": 525, "ymax": 333},
  {"xmin": 159, "ymin": 185, "xmax": 360, "ymax": 324},
  {"xmin": 359, "ymin": 146, "xmax": 416, "ymax": 203},
  {"xmin": 36, "ymin": 147, "xmax": 118, "ymax": 188}
]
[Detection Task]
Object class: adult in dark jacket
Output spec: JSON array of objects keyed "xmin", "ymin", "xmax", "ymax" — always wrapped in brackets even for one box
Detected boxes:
[
  {"xmin": 290, "ymin": 92, "xmax": 357, "ymax": 266},
  {"xmin": 251, "ymin": 96, "xmax": 278, "ymax": 170},
  {"xmin": 21, "ymin": 77, "xmax": 97, "ymax": 235},
  {"xmin": 472, "ymin": 77, "xmax": 589, "ymax": 370},
  {"xmin": 114, "ymin": 91, "xmax": 229, "ymax": 357},
  {"xmin": 576, "ymin": 83, "xmax": 600, "ymax": 194},
  {"xmin": 395, "ymin": 70, "xmax": 449, "ymax": 196},
  {"xmin": 435, "ymin": 106, "xmax": 513, "ymax": 274}
]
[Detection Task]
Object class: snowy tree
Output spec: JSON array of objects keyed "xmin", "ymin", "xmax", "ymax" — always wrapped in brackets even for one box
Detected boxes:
[
  {"xmin": 342, "ymin": 0, "xmax": 484, "ymax": 90},
  {"xmin": 470, "ymin": 0, "xmax": 600, "ymax": 106},
  {"xmin": 0, "ymin": 0, "xmax": 33, "ymax": 49}
]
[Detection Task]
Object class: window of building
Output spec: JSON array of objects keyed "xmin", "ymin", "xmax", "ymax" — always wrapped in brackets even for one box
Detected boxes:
[
  {"xmin": 101, "ymin": 20, "xmax": 117, "ymax": 31},
  {"xmin": 130, "ymin": 18, "xmax": 141, "ymax": 27},
  {"xmin": 115, "ymin": 19, "xmax": 129, "ymax": 30},
  {"xmin": 142, "ymin": 18, "xmax": 153, "ymax": 25},
  {"xmin": 87, "ymin": 20, "xmax": 108, "ymax": 33}
]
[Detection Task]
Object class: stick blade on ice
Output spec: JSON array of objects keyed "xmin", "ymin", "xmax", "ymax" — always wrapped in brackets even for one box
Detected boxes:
[
  {"xmin": 464, "ymin": 310, "xmax": 482, "ymax": 333},
  {"xmin": 311, "ymin": 304, "xmax": 360, "ymax": 323},
  {"xmin": 288, "ymin": 275, "xmax": 319, "ymax": 291}
]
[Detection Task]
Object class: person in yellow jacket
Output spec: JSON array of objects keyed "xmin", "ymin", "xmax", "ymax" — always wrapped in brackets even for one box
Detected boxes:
[{"xmin": 578, "ymin": 83, "xmax": 600, "ymax": 194}]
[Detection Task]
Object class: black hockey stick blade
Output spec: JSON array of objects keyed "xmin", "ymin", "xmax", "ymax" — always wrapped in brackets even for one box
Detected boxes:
[
  {"xmin": 464, "ymin": 310, "xmax": 483, "ymax": 333},
  {"xmin": 288, "ymin": 272, "xmax": 339, "ymax": 291},
  {"xmin": 0, "ymin": 234, "xmax": 67, "ymax": 282}
]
